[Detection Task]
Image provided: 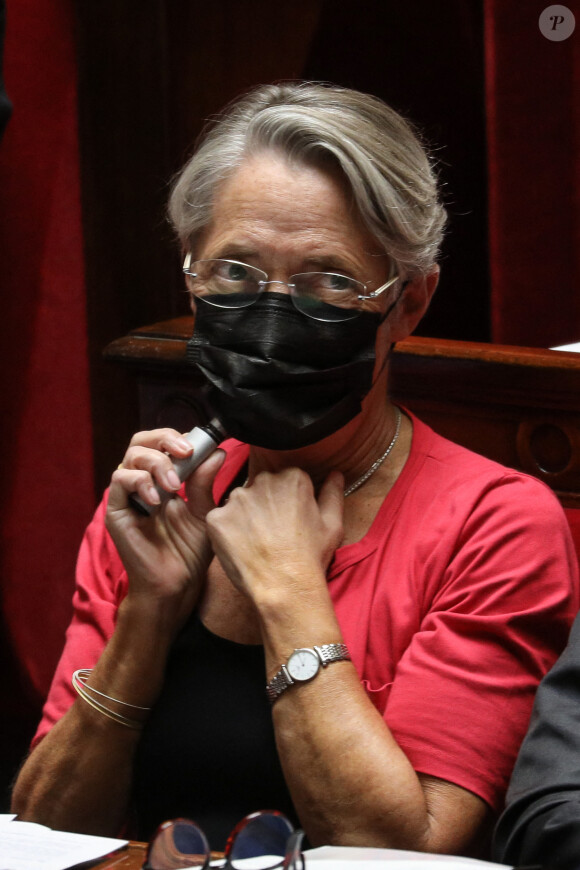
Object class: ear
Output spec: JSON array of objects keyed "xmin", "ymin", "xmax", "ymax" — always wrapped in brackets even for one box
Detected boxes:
[
  {"xmin": 184, "ymin": 270, "xmax": 198, "ymax": 315},
  {"xmin": 185, "ymin": 275, "xmax": 196, "ymax": 314},
  {"xmin": 387, "ymin": 266, "xmax": 439, "ymax": 342}
]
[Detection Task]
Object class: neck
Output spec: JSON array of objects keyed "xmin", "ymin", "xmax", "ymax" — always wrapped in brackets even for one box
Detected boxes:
[{"xmin": 247, "ymin": 370, "xmax": 404, "ymax": 492}]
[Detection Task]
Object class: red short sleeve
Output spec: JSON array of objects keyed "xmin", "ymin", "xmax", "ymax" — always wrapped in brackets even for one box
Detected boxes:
[
  {"xmin": 31, "ymin": 493, "xmax": 127, "ymax": 747},
  {"xmin": 385, "ymin": 474, "xmax": 578, "ymax": 811}
]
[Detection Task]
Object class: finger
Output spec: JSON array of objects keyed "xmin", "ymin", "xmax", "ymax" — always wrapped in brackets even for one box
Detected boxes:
[
  {"xmin": 108, "ymin": 467, "xmax": 161, "ymax": 512},
  {"xmin": 317, "ymin": 470, "xmax": 345, "ymax": 524},
  {"xmin": 120, "ymin": 445, "xmax": 184, "ymax": 494},
  {"xmin": 127, "ymin": 428, "xmax": 193, "ymax": 456},
  {"xmin": 184, "ymin": 449, "xmax": 227, "ymax": 519}
]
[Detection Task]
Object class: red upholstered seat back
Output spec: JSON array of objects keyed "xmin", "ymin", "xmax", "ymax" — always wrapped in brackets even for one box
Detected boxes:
[{"xmin": 565, "ymin": 509, "xmax": 580, "ymax": 566}]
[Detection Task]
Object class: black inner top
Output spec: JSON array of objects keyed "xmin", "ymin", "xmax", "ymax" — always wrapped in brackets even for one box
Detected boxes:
[{"xmin": 132, "ymin": 612, "xmax": 298, "ymax": 849}]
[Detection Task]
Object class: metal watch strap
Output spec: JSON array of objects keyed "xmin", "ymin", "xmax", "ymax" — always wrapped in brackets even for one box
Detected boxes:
[{"xmin": 266, "ymin": 643, "xmax": 351, "ymax": 703}]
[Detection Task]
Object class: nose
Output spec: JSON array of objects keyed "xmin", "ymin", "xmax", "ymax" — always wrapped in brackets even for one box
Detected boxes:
[{"xmin": 259, "ymin": 279, "xmax": 294, "ymax": 297}]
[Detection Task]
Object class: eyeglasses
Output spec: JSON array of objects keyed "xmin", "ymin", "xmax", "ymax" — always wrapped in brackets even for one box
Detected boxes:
[
  {"xmin": 183, "ymin": 255, "xmax": 399, "ymax": 323},
  {"xmin": 143, "ymin": 809, "xmax": 305, "ymax": 870}
]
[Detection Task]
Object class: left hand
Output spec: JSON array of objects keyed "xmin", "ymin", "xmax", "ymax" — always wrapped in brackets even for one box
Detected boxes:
[{"xmin": 205, "ymin": 468, "xmax": 344, "ymax": 604}]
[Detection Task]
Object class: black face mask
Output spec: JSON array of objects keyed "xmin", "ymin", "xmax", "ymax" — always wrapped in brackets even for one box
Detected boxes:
[{"xmin": 187, "ymin": 292, "xmax": 384, "ymax": 450}]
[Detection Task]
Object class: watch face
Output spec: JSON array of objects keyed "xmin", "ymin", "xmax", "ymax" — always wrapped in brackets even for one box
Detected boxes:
[{"xmin": 287, "ymin": 648, "xmax": 320, "ymax": 682}]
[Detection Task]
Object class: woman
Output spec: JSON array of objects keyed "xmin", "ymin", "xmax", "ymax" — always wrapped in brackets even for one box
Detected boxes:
[{"xmin": 12, "ymin": 82, "xmax": 578, "ymax": 856}]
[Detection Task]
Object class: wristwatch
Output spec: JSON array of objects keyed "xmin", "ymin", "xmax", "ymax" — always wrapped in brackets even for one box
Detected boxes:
[{"xmin": 266, "ymin": 643, "xmax": 351, "ymax": 702}]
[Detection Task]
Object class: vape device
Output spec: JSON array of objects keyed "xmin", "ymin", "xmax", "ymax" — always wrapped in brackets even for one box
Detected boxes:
[{"xmin": 129, "ymin": 417, "xmax": 227, "ymax": 516}]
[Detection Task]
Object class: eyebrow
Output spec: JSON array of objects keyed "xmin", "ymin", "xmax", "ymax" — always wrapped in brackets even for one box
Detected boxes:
[
  {"xmin": 205, "ymin": 248, "xmax": 368, "ymax": 279},
  {"xmin": 299, "ymin": 256, "xmax": 357, "ymax": 274},
  {"xmin": 209, "ymin": 246, "xmax": 260, "ymax": 263}
]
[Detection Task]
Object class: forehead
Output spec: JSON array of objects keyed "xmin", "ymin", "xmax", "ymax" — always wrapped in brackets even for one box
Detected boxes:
[{"xmin": 196, "ymin": 152, "xmax": 383, "ymax": 265}]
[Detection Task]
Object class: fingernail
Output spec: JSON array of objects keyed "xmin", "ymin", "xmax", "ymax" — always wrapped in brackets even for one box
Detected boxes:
[
  {"xmin": 148, "ymin": 486, "xmax": 161, "ymax": 504},
  {"xmin": 175, "ymin": 437, "xmax": 192, "ymax": 451},
  {"xmin": 167, "ymin": 470, "xmax": 181, "ymax": 490}
]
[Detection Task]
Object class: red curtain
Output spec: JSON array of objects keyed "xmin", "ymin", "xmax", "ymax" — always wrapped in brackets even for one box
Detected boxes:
[
  {"xmin": 0, "ymin": 0, "xmax": 94, "ymax": 713},
  {"xmin": 485, "ymin": 0, "xmax": 580, "ymax": 347}
]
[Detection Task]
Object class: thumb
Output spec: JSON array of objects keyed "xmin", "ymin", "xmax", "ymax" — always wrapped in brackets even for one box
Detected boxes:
[
  {"xmin": 317, "ymin": 470, "xmax": 345, "ymax": 529},
  {"xmin": 184, "ymin": 449, "xmax": 226, "ymax": 519}
]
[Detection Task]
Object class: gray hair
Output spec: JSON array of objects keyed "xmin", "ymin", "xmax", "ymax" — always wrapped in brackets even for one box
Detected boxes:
[{"xmin": 168, "ymin": 82, "xmax": 446, "ymax": 278}]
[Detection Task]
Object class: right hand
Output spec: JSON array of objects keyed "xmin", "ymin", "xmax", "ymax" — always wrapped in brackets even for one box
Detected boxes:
[{"xmin": 105, "ymin": 428, "xmax": 225, "ymax": 625}]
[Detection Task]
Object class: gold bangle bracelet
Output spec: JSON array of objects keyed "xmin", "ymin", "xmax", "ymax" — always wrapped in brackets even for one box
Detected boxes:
[
  {"xmin": 71, "ymin": 670, "xmax": 147, "ymax": 730},
  {"xmin": 73, "ymin": 669, "xmax": 151, "ymax": 711}
]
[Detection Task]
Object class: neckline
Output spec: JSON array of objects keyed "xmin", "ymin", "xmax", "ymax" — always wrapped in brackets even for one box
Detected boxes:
[
  {"xmin": 327, "ymin": 411, "xmax": 427, "ymax": 576},
  {"xmin": 212, "ymin": 410, "xmax": 427, "ymax": 577},
  {"xmin": 193, "ymin": 610, "xmax": 265, "ymax": 651}
]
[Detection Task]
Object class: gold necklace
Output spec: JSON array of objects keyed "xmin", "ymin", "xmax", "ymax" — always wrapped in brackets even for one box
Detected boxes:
[{"xmin": 343, "ymin": 408, "xmax": 402, "ymax": 497}]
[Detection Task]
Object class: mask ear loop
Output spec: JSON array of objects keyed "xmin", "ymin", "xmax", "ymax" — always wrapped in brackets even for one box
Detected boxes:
[
  {"xmin": 370, "ymin": 279, "xmax": 411, "ymax": 388},
  {"xmin": 379, "ymin": 279, "xmax": 409, "ymax": 324}
]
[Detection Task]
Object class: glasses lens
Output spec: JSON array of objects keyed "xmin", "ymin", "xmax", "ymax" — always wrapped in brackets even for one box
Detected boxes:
[
  {"xmin": 145, "ymin": 819, "xmax": 210, "ymax": 870},
  {"xmin": 189, "ymin": 260, "xmax": 264, "ymax": 309},
  {"xmin": 227, "ymin": 811, "xmax": 294, "ymax": 869},
  {"xmin": 291, "ymin": 273, "xmax": 363, "ymax": 322}
]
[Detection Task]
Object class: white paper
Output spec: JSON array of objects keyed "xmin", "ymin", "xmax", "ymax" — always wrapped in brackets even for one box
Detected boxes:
[
  {"xmin": 210, "ymin": 845, "xmax": 512, "ymax": 869},
  {"xmin": 301, "ymin": 845, "xmax": 512, "ymax": 868},
  {"xmin": 551, "ymin": 341, "xmax": 580, "ymax": 352},
  {"xmin": 0, "ymin": 818, "xmax": 128, "ymax": 870}
]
